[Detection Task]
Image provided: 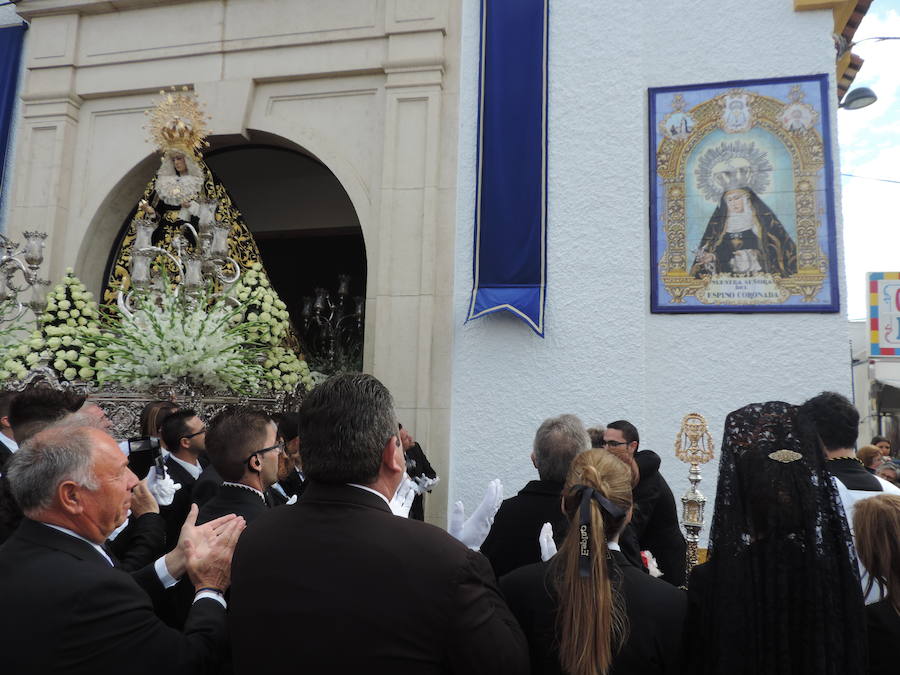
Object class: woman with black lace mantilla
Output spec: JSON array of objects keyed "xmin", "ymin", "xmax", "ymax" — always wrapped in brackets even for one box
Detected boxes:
[{"xmin": 685, "ymin": 401, "xmax": 867, "ymax": 675}]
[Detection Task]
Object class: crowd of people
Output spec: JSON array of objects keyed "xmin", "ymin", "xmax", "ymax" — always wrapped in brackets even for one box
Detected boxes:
[{"xmin": 0, "ymin": 377, "xmax": 898, "ymax": 674}]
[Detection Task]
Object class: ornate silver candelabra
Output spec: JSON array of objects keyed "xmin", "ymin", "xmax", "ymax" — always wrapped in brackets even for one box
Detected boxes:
[
  {"xmin": 118, "ymin": 198, "xmax": 240, "ymax": 317},
  {"xmin": 299, "ymin": 274, "xmax": 364, "ymax": 373},
  {"xmin": 0, "ymin": 231, "xmax": 49, "ymax": 325},
  {"xmin": 674, "ymin": 412, "xmax": 715, "ymax": 577}
]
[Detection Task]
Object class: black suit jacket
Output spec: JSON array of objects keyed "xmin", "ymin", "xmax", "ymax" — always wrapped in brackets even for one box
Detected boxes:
[
  {"xmin": 0, "ymin": 519, "xmax": 227, "ymax": 675},
  {"xmin": 106, "ymin": 512, "xmax": 167, "ymax": 573},
  {"xmin": 197, "ymin": 484, "xmax": 269, "ymax": 525},
  {"xmin": 480, "ymin": 479, "xmax": 569, "ymax": 577},
  {"xmin": 228, "ymin": 482, "xmax": 529, "ymax": 674},
  {"xmin": 632, "ymin": 450, "xmax": 687, "ymax": 586},
  {"xmin": 867, "ymin": 598, "xmax": 900, "ymax": 675},
  {"xmin": 159, "ymin": 456, "xmax": 202, "ymax": 546},
  {"xmin": 405, "ymin": 442, "xmax": 437, "ymax": 521},
  {"xmin": 500, "ymin": 550, "xmax": 687, "ymax": 674},
  {"xmin": 192, "ymin": 465, "xmax": 223, "ymax": 508},
  {"xmin": 0, "ymin": 442, "xmax": 12, "ymax": 474}
]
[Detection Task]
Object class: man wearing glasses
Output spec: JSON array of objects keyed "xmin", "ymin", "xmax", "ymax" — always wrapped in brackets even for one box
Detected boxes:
[
  {"xmin": 166, "ymin": 408, "xmax": 280, "ymax": 631},
  {"xmin": 603, "ymin": 420, "xmax": 686, "ymax": 586},
  {"xmin": 197, "ymin": 408, "xmax": 279, "ymax": 526},
  {"xmin": 159, "ymin": 409, "xmax": 207, "ymax": 546}
]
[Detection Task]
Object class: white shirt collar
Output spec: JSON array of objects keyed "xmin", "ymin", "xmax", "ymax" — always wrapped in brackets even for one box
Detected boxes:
[
  {"xmin": 168, "ymin": 453, "xmax": 202, "ymax": 480},
  {"xmin": 270, "ymin": 482, "xmax": 287, "ymax": 498},
  {"xmin": 607, "ymin": 541, "xmax": 621, "ymax": 552},
  {"xmin": 40, "ymin": 522, "xmax": 113, "ymax": 566},
  {"xmin": 221, "ymin": 481, "xmax": 268, "ymax": 504},
  {"xmin": 346, "ymin": 483, "xmax": 391, "ymax": 506},
  {"xmin": 0, "ymin": 432, "xmax": 17, "ymax": 453}
]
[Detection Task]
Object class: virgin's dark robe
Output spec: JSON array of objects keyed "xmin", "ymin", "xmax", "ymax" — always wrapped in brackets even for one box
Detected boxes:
[{"xmin": 691, "ymin": 188, "xmax": 797, "ymax": 278}]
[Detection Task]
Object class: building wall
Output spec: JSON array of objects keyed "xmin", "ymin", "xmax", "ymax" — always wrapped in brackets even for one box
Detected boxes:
[
  {"xmin": 450, "ymin": 0, "xmax": 849, "ymax": 544},
  {"xmin": 7, "ymin": 0, "xmax": 461, "ymax": 525}
]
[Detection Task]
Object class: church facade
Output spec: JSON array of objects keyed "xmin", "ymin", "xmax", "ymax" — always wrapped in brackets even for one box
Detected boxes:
[{"xmin": 0, "ymin": 0, "xmax": 868, "ymax": 530}]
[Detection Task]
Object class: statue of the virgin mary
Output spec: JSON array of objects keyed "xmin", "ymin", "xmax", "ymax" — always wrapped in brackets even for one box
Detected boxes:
[{"xmin": 101, "ymin": 88, "xmax": 266, "ymax": 304}]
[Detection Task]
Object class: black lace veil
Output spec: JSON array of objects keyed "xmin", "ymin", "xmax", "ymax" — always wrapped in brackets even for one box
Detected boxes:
[{"xmin": 695, "ymin": 401, "xmax": 866, "ymax": 675}]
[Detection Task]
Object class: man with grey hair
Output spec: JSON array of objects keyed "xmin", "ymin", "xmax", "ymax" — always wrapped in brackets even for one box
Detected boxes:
[
  {"xmin": 0, "ymin": 419, "xmax": 245, "ymax": 674},
  {"xmin": 481, "ymin": 413, "xmax": 589, "ymax": 577},
  {"xmin": 228, "ymin": 373, "xmax": 528, "ymax": 674}
]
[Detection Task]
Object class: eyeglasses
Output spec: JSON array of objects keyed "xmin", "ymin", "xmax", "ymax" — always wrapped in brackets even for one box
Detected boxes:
[
  {"xmin": 601, "ymin": 440, "xmax": 628, "ymax": 448},
  {"xmin": 182, "ymin": 426, "xmax": 207, "ymax": 440},
  {"xmin": 246, "ymin": 441, "xmax": 286, "ymax": 466}
]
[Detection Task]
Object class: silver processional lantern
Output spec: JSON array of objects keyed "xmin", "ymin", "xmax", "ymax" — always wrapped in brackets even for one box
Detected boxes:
[
  {"xmin": 0, "ymin": 230, "xmax": 50, "ymax": 325},
  {"xmin": 118, "ymin": 198, "xmax": 241, "ymax": 316},
  {"xmin": 299, "ymin": 274, "xmax": 364, "ymax": 373}
]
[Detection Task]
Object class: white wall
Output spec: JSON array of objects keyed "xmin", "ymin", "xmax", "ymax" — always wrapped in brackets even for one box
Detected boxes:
[
  {"xmin": 0, "ymin": 4, "xmax": 24, "ymax": 233},
  {"xmin": 450, "ymin": 0, "xmax": 849, "ymax": 545}
]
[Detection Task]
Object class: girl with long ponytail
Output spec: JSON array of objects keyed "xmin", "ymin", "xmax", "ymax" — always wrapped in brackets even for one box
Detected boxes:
[{"xmin": 500, "ymin": 449, "xmax": 687, "ymax": 675}]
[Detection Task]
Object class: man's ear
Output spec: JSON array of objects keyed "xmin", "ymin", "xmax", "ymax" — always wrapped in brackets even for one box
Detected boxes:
[
  {"xmin": 531, "ymin": 452, "xmax": 538, "ymax": 469},
  {"xmin": 247, "ymin": 453, "xmax": 261, "ymax": 474},
  {"xmin": 0, "ymin": 415, "xmax": 11, "ymax": 431},
  {"xmin": 382, "ymin": 435, "xmax": 405, "ymax": 473},
  {"xmin": 57, "ymin": 481, "xmax": 83, "ymax": 515}
]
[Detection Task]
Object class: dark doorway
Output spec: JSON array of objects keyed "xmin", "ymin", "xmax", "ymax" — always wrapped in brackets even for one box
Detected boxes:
[{"xmin": 205, "ymin": 144, "xmax": 366, "ymax": 370}]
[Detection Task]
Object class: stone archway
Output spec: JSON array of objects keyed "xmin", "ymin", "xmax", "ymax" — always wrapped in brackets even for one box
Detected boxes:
[{"xmin": 83, "ymin": 137, "xmax": 368, "ymax": 372}]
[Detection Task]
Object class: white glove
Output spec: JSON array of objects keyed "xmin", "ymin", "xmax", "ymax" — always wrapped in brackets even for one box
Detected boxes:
[
  {"xmin": 412, "ymin": 475, "xmax": 440, "ymax": 495},
  {"xmin": 144, "ymin": 467, "xmax": 181, "ymax": 506},
  {"xmin": 539, "ymin": 522, "xmax": 557, "ymax": 561},
  {"xmin": 389, "ymin": 475, "xmax": 417, "ymax": 517},
  {"xmin": 448, "ymin": 478, "xmax": 503, "ymax": 550}
]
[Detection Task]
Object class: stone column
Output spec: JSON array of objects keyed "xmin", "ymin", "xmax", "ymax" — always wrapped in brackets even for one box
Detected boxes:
[
  {"xmin": 7, "ymin": 13, "xmax": 82, "ymax": 282},
  {"xmin": 372, "ymin": 3, "xmax": 454, "ymax": 524}
]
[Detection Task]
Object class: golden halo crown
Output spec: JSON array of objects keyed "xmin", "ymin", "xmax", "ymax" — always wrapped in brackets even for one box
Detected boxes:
[{"xmin": 145, "ymin": 87, "xmax": 210, "ymax": 156}]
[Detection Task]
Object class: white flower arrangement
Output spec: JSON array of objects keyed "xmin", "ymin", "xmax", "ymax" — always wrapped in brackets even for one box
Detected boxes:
[
  {"xmin": 233, "ymin": 263, "xmax": 291, "ymax": 347},
  {"xmin": 94, "ymin": 281, "xmax": 267, "ymax": 393},
  {"xmin": 263, "ymin": 345, "xmax": 314, "ymax": 392},
  {"xmin": 0, "ymin": 305, "xmax": 33, "ymax": 381},
  {"xmin": 0, "ymin": 270, "xmax": 103, "ymax": 383},
  {"xmin": 233, "ymin": 263, "xmax": 313, "ymax": 392}
]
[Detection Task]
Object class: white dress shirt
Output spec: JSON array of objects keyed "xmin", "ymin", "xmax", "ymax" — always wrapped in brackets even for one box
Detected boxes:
[
  {"xmin": 0, "ymin": 431, "xmax": 18, "ymax": 454},
  {"xmin": 347, "ymin": 483, "xmax": 391, "ymax": 506}
]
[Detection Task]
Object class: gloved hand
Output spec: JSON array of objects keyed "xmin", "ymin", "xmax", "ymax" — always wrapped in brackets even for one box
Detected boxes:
[
  {"xmin": 412, "ymin": 475, "xmax": 440, "ymax": 495},
  {"xmin": 448, "ymin": 478, "xmax": 503, "ymax": 550},
  {"xmin": 539, "ymin": 522, "xmax": 557, "ymax": 561},
  {"xmin": 389, "ymin": 475, "xmax": 417, "ymax": 517},
  {"xmin": 145, "ymin": 466, "xmax": 181, "ymax": 506}
]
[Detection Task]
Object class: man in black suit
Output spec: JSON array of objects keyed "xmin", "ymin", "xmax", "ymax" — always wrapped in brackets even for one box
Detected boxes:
[
  {"xmin": 271, "ymin": 411, "xmax": 305, "ymax": 502},
  {"xmin": 603, "ymin": 420, "xmax": 687, "ymax": 586},
  {"xmin": 159, "ymin": 409, "xmax": 207, "ymax": 546},
  {"xmin": 0, "ymin": 391, "xmax": 17, "ymax": 474},
  {"xmin": 168, "ymin": 408, "xmax": 275, "ymax": 631},
  {"xmin": 481, "ymin": 414, "xmax": 589, "ymax": 577},
  {"xmin": 229, "ymin": 373, "xmax": 529, "ymax": 675},
  {"xmin": 0, "ymin": 419, "xmax": 245, "ymax": 674},
  {"xmin": 197, "ymin": 408, "xmax": 276, "ymax": 525}
]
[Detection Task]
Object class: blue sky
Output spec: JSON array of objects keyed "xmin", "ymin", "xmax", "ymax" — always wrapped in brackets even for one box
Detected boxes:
[{"xmin": 840, "ymin": 0, "xmax": 900, "ymax": 319}]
